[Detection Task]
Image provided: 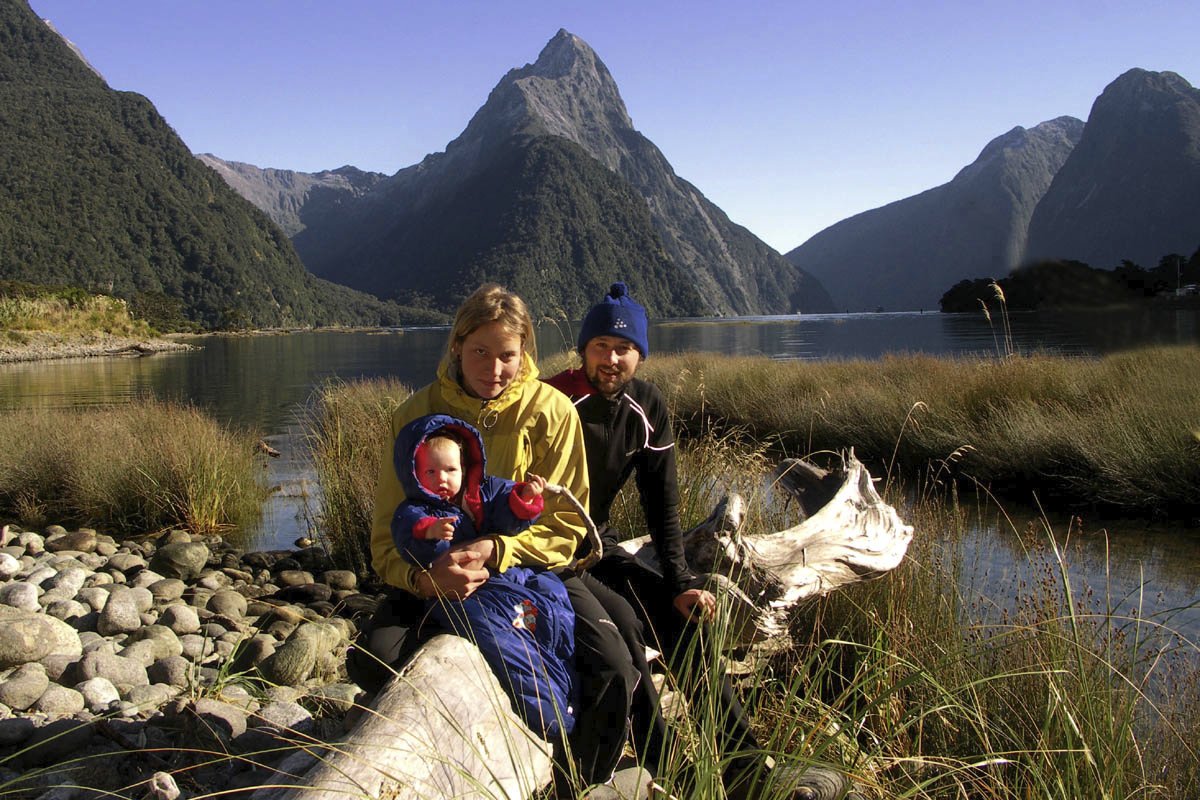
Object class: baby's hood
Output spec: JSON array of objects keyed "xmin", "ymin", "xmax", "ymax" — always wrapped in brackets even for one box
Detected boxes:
[{"xmin": 392, "ymin": 413, "xmax": 487, "ymax": 504}]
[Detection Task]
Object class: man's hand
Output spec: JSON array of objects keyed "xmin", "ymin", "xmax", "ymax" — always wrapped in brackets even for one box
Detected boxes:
[
  {"xmin": 452, "ymin": 536, "xmax": 495, "ymax": 569},
  {"xmin": 673, "ymin": 588, "xmax": 717, "ymax": 622},
  {"xmin": 417, "ymin": 548, "xmax": 489, "ymax": 600}
]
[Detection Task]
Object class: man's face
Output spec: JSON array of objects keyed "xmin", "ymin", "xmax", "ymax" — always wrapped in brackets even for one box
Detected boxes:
[{"xmin": 583, "ymin": 335, "xmax": 641, "ymax": 397}]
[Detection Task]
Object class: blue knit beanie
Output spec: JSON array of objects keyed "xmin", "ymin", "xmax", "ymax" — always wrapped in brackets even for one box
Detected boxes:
[{"xmin": 577, "ymin": 281, "xmax": 650, "ymax": 358}]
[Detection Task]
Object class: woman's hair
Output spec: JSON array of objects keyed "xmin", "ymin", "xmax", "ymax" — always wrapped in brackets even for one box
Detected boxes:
[{"xmin": 442, "ymin": 284, "xmax": 537, "ymax": 372}]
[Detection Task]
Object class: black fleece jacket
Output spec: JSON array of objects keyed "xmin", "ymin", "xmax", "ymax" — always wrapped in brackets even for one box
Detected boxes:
[{"xmin": 544, "ymin": 369, "xmax": 698, "ymax": 596}]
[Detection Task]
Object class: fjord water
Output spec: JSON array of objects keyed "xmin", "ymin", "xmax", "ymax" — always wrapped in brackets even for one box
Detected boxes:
[{"xmin": 2, "ymin": 308, "xmax": 1197, "ymax": 640}]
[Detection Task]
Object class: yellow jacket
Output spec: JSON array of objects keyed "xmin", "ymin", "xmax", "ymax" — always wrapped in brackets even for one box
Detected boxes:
[{"xmin": 370, "ymin": 351, "xmax": 590, "ymax": 594}]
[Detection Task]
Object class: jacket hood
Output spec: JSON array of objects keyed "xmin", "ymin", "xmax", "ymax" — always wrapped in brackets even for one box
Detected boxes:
[{"xmin": 393, "ymin": 413, "xmax": 487, "ymax": 514}]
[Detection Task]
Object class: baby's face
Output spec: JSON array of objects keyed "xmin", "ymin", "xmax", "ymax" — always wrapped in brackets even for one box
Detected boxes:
[{"xmin": 416, "ymin": 439, "xmax": 463, "ymax": 500}]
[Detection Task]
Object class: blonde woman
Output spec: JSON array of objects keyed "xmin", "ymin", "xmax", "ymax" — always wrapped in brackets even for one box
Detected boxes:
[{"xmin": 350, "ymin": 284, "xmax": 640, "ymax": 790}]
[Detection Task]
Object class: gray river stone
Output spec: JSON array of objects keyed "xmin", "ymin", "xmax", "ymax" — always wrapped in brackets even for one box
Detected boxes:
[
  {"xmin": 150, "ymin": 542, "xmax": 211, "ymax": 581},
  {"xmin": 72, "ymin": 650, "xmax": 149, "ymax": 689},
  {"xmin": 33, "ymin": 684, "xmax": 85, "ymax": 716},
  {"xmin": 45, "ymin": 529, "xmax": 98, "ymax": 554},
  {"xmin": 97, "ymin": 587, "xmax": 142, "ymax": 636},
  {"xmin": 77, "ymin": 676, "xmax": 120, "ymax": 712},
  {"xmin": 0, "ymin": 662, "xmax": 50, "ymax": 710},
  {"xmin": 0, "ymin": 608, "xmax": 83, "ymax": 668},
  {"xmin": 148, "ymin": 578, "xmax": 186, "ymax": 602},
  {"xmin": 125, "ymin": 624, "xmax": 183, "ymax": 661},
  {"xmin": 158, "ymin": 603, "xmax": 200, "ymax": 635},
  {"xmin": 105, "ymin": 553, "xmax": 147, "ymax": 573},
  {"xmin": 146, "ymin": 655, "xmax": 191, "ymax": 688},
  {"xmin": 207, "ymin": 589, "xmax": 247, "ymax": 618},
  {"xmin": 75, "ymin": 587, "xmax": 110, "ymax": 612},
  {"xmin": 0, "ymin": 582, "xmax": 41, "ymax": 612}
]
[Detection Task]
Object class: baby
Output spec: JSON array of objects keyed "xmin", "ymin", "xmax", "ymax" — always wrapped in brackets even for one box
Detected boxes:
[
  {"xmin": 389, "ymin": 413, "xmax": 575, "ymax": 741},
  {"xmin": 392, "ymin": 417, "xmax": 545, "ymax": 569}
]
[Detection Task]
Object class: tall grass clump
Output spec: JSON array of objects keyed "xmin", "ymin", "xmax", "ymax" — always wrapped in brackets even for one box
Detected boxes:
[
  {"xmin": 303, "ymin": 378, "xmax": 411, "ymax": 575},
  {"xmin": 761, "ymin": 478, "xmax": 1200, "ymax": 799},
  {"xmin": 0, "ymin": 400, "xmax": 265, "ymax": 535},
  {"xmin": 636, "ymin": 345, "xmax": 1200, "ymax": 516},
  {"xmin": 0, "ymin": 292, "xmax": 155, "ymax": 340}
]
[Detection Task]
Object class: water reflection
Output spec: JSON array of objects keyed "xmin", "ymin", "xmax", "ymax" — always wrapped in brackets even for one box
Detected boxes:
[{"xmin": 957, "ymin": 509, "xmax": 1200, "ymax": 645}]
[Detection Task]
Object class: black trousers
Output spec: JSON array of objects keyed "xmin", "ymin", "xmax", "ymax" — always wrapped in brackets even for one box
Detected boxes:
[
  {"xmin": 587, "ymin": 549, "xmax": 762, "ymax": 778},
  {"xmin": 345, "ymin": 573, "xmax": 639, "ymax": 787}
]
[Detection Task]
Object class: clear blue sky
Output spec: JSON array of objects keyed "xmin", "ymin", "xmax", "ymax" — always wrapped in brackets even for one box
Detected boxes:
[{"xmin": 29, "ymin": 0, "xmax": 1200, "ymax": 253}]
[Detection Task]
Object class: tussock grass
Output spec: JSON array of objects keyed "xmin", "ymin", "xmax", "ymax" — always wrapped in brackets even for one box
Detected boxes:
[
  {"xmin": 0, "ymin": 400, "xmax": 265, "ymax": 535},
  {"xmin": 303, "ymin": 378, "xmax": 412, "ymax": 576},
  {"xmin": 636, "ymin": 346, "xmax": 1200, "ymax": 516},
  {"xmin": 751, "ymin": 480, "xmax": 1200, "ymax": 799},
  {"xmin": 0, "ymin": 293, "xmax": 154, "ymax": 339}
]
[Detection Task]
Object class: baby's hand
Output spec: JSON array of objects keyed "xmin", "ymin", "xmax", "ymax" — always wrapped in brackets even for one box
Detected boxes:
[
  {"xmin": 520, "ymin": 473, "xmax": 547, "ymax": 500},
  {"xmin": 430, "ymin": 518, "xmax": 456, "ymax": 541}
]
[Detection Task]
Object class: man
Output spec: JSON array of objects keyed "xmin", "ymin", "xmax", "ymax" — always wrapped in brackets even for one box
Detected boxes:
[{"xmin": 546, "ymin": 282, "xmax": 774, "ymax": 797}]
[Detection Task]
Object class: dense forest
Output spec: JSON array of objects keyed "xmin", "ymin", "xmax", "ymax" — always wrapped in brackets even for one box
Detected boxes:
[
  {"xmin": 939, "ymin": 249, "xmax": 1200, "ymax": 312},
  {"xmin": 0, "ymin": 0, "xmax": 441, "ymax": 331}
]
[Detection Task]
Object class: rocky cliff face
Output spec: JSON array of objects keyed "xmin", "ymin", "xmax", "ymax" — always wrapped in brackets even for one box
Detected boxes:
[
  {"xmin": 290, "ymin": 29, "xmax": 832, "ymax": 317},
  {"xmin": 785, "ymin": 117, "xmax": 1082, "ymax": 312},
  {"xmin": 197, "ymin": 156, "xmax": 385, "ymax": 237},
  {"xmin": 1024, "ymin": 69, "xmax": 1200, "ymax": 269}
]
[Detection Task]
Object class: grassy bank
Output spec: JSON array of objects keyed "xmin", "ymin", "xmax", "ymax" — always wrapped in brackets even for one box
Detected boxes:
[
  {"xmin": 0, "ymin": 288, "xmax": 155, "ymax": 341},
  {"xmin": 0, "ymin": 401, "xmax": 266, "ymax": 535},
  {"xmin": 635, "ymin": 345, "xmax": 1200, "ymax": 518}
]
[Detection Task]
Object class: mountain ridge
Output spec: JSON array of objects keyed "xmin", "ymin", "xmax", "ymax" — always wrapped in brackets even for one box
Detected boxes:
[
  {"xmin": 282, "ymin": 29, "xmax": 833, "ymax": 317},
  {"xmin": 1024, "ymin": 68, "xmax": 1200, "ymax": 269},
  {"xmin": 787, "ymin": 67, "xmax": 1200, "ymax": 312},
  {"xmin": 0, "ymin": 0, "xmax": 433, "ymax": 330},
  {"xmin": 785, "ymin": 116, "xmax": 1083, "ymax": 312}
]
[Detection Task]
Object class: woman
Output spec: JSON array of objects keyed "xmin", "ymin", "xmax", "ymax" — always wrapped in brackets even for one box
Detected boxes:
[{"xmin": 351, "ymin": 283, "xmax": 639, "ymax": 788}]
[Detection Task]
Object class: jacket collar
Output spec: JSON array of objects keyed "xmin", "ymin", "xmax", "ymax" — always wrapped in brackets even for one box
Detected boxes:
[
  {"xmin": 436, "ymin": 350, "xmax": 540, "ymax": 418},
  {"xmin": 544, "ymin": 368, "xmax": 596, "ymax": 401}
]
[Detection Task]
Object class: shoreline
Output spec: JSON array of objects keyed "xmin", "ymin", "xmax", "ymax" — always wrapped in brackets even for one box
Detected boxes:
[{"xmin": 0, "ymin": 332, "xmax": 198, "ymax": 364}]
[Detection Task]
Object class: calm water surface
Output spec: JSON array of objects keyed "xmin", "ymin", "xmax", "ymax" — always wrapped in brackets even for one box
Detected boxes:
[{"xmin": 2, "ymin": 308, "xmax": 1197, "ymax": 639}]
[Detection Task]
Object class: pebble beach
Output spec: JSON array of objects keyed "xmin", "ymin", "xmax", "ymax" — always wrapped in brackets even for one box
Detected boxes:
[
  {"xmin": 0, "ymin": 332, "xmax": 197, "ymax": 364},
  {"xmin": 0, "ymin": 521, "xmax": 380, "ymax": 799}
]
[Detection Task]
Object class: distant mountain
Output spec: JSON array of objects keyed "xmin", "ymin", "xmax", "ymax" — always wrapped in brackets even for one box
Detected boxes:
[
  {"xmin": 0, "ymin": 0, "xmax": 433, "ymax": 329},
  {"xmin": 785, "ymin": 117, "xmax": 1083, "ymax": 312},
  {"xmin": 1024, "ymin": 69, "xmax": 1200, "ymax": 268},
  {"xmin": 196, "ymin": 155, "xmax": 385, "ymax": 237},
  {"xmin": 288, "ymin": 30, "xmax": 833, "ymax": 318}
]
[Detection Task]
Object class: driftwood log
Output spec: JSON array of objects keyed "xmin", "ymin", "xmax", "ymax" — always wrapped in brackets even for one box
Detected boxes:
[
  {"xmin": 255, "ymin": 451, "xmax": 912, "ymax": 800},
  {"xmin": 620, "ymin": 450, "xmax": 914, "ymax": 647}
]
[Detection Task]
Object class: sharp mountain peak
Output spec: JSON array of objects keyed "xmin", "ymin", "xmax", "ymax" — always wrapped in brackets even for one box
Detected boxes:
[{"xmin": 451, "ymin": 29, "xmax": 633, "ymax": 166}]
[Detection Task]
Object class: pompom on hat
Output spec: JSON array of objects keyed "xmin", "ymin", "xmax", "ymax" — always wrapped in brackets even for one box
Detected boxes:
[{"xmin": 576, "ymin": 281, "xmax": 650, "ymax": 358}]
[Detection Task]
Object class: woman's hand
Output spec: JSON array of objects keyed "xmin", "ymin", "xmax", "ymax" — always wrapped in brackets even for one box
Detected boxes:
[
  {"xmin": 418, "ymin": 548, "xmax": 490, "ymax": 599},
  {"xmin": 673, "ymin": 588, "xmax": 717, "ymax": 622}
]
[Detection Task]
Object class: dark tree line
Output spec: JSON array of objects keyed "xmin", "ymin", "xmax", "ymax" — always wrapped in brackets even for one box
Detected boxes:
[{"xmin": 939, "ymin": 248, "xmax": 1200, "ymax": 312}]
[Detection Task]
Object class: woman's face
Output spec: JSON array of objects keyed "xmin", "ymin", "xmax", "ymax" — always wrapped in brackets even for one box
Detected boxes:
[{"xmin": 456, "ymin": 321, "xmax": 523, "ymax": 400}]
